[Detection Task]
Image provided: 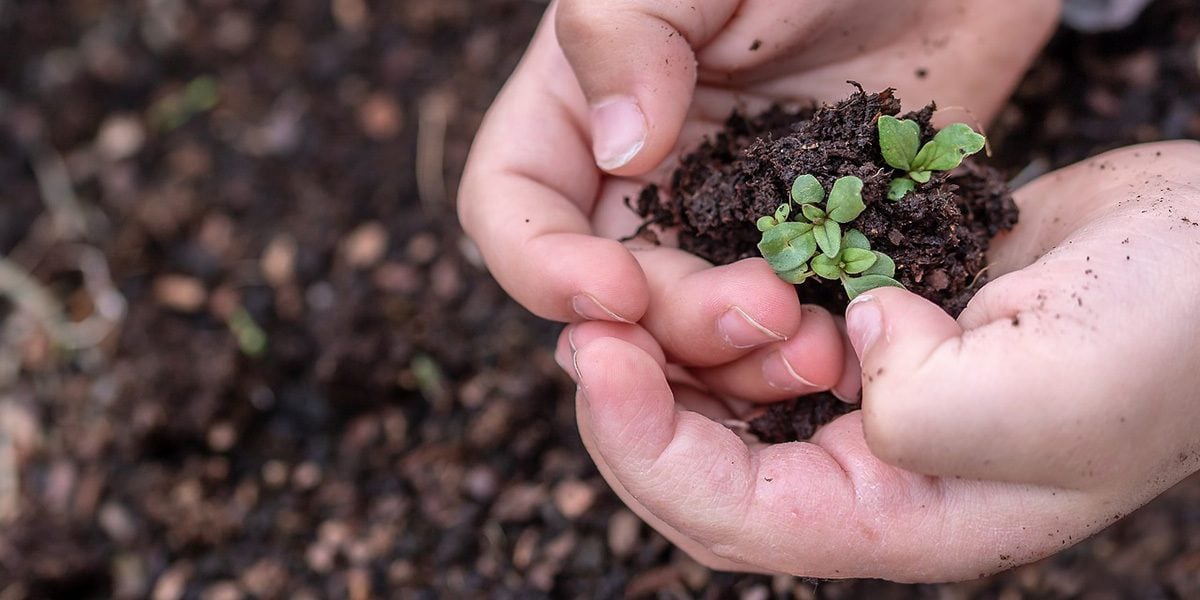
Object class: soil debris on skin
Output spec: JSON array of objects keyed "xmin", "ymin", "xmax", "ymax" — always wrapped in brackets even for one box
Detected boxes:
[
  {"xmin": 634, "ymin": 87, "xmax": 1019, "ymax": 443},
  {"xmin": 746, "ymin": 392, "xmax": 856, "ymax": 444},
  {"xmin": 635, "ymin": 86, "xmax": 1018, "ymax": 316}
]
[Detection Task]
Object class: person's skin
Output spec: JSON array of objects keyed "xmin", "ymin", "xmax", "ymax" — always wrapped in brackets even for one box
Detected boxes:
[
  {"xmin": 555, "ymin": 142, "xmax": 1200, "ymax": 581},
  {"xmin": 455, "ymin": 0, "xmax": 1200, "ymax": 582},
  {"xmin": 458, "ymin": 0, "xmax": 1061, "ymax": 401}
]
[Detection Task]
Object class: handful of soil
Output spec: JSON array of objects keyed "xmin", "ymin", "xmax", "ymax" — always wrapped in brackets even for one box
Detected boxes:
[{"xmin": 632, "ymin": 87, "xmax": 1019, "ymax": 443}]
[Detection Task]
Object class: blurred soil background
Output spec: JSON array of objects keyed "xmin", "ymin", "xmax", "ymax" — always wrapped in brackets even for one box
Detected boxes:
[{"xmin": 0, "ymin": 0, "xmax": 1198, "ymax": 598}]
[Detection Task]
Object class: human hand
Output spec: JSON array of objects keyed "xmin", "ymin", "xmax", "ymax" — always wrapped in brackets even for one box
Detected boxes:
[
  {"xmin": 459, "ymin": 0, "xmax": 1060, "ymax": 395},
  {"xmin": 554, "ymin": 142, "xmax": 1200, "ymax": 581}
]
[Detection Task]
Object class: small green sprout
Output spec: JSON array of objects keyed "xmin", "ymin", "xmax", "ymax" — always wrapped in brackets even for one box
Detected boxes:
[
  {"xmin": 227, "ymin": 306, "xmax": 267, "ymax": 358},
  {"xmin": 878, "ymin": 116, "xmax": 986, "ymax": 200},
  {"xmin": 757, "ymin": 175, "xmax": 904, "ymax": 299}
]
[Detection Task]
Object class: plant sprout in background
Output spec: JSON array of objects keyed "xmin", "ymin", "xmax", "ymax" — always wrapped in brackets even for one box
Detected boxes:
[{"xmin": 756, "ymin": 174, "xmax": 903, "ymax": 300}]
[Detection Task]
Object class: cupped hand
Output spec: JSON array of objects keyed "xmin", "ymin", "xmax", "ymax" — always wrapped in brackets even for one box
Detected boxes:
[
  {"xmin": 459, "ymin": 0, "xmax": 1060, "ymax": 396},
  {"xmin": 555, "ymin": 142, "xmax": 1200, "ymax": 581}
]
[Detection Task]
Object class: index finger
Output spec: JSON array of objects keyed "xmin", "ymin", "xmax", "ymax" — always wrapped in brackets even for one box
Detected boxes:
[{"xmin": 458, "ymin": 6, "xmax": 648, "ymax": 323}]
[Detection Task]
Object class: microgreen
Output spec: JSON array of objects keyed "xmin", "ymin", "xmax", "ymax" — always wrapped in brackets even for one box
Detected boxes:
[
  {"xmin": 756, "ymin": 175, "xmax": 904, "ymax": 299},
  {"xmin": 878, "ymin": 116, "xmax": 985, "ymax": 200}
]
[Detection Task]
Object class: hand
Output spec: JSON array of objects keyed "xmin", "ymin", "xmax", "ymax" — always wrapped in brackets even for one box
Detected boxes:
[
  {"xmin": 459, "ymin": 0, "xmax": 1060, "ymax": 398},
  {"xmin": 555, "ymin": 141, "xmax": 1200, "ymax": 581}
]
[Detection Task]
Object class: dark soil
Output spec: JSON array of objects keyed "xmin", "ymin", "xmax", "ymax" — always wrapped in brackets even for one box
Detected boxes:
[
  {"xmin": 742, "ymin": 392, "xmax": 854, "ymax": 445},
  {"xmin": 1, "ymin": 0, "xmax": 1199, "ymax": 598},
  {"xmin": 634, "ymin": 88, "xmax": 1017, "ymax": 443},
  {"xmin": 634, "ymin": 87, "xmax": 1018, "ymax": 317}
]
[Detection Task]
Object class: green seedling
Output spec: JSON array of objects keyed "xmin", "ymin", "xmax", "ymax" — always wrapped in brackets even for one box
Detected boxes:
[
  {"xmin": 227, "ymin": 306, "xmax": 267, "ymax": 358},
  {"xmin": 878, "ymin": 116, "xmax": 985, "ymax": 200},
  {"xmin": 756, "ymin": 175, "xmax": 904, "ymax": 299},
  {"xmin": 810, "ymin": 229, "xmax": 904, "ymax": 299}
]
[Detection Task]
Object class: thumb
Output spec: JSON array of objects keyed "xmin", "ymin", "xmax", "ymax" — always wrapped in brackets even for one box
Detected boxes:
[
  {"xmin": 554, "ymin": 0, "xmax": 739, "ymax": 174},
  {"xmin": 844, "ymin": 286, "xmax": 1105, "ymax": 486}
]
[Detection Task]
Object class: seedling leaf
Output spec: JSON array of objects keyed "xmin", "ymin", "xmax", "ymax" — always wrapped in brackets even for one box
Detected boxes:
[
  {"xmin": 911, "ymin": 123, "xmax": 985, "ymax": 172},
  {"xmin": 842, "ymin": 274, "xmax": 905, "ymax": 300},
  {"xmin": 841, "ymin": 248, "xmax": 878, "ymax": 274},
  {"xmin": 826, "ymin": 176, "xmax": 866, "ymax": 223},
  {"xmin": 811, "ymin": 254, "xmax": 842, "ymax": 280},
  {"xmin": 878, "ymin": 116, "xmax": 921, "ymax": 170},
  {"xmin": 888, "ymin": 178, "xmax": 916, "ymax": 201},
  {"xmin": 910, "ymin": 170, "xmax": 932, "ymax": 183},
  {"xmin": 756, "ymin": 216, "xmax": 776, "ymax": 232},
  {"xmin": 791, "ymin": 174, "xmax": 825, "ymax": 205},
  {"xmin": 800, "ymin": 203, "xmax": 826, "ymax": 223},
  {"xmin": 774, "ymin": 204, "xmax": 791, "ymax": 222},
  {"xmin": 758, "ymin": 223, "xmax": 817, "ymax": 271},
  {"xmin": 814, "ymin": 220, "xmax": 841, "ymax": 257},
  {"xmin": 863, "ymin": 252, "xmax": 897, "ymax": 277},
  {"xmin": 779, "ymin": 266, "xmax": 815, "ymax": 285},
  {"xmin": 843, "ymin": 229, "xmax": 871, "ymax": 251}
]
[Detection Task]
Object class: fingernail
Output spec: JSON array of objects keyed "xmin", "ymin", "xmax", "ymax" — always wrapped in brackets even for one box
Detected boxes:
[
  {"xmin": 590, "ymin": 97, "xmax": 646, "ymax": 171},
  {"xmin": 571, "ymin": 352, "xmax": 589, "ymax": 402},
  {"xmin": 719, "ymin": 306, "xmax": 786, "ymax": 349},
  {"xmin": 554, "ymin": 328, "xmax": 575, "ymax": 377},
  {"xmin": 830, "ymin": 387, "xmax": 861, "ymax": 404},
  {"xmin": 762, "ymin": 351, "xmax": 818, "ymax": 392},
  {"xmin": 554, "ymin": 346, "xmax": 570, "ymax": 374},
  {"xmin": 567, "ymin": 326, "xmax": 579, "ymax": 352},
  {"xmin": 846, "ymin": 294, "xmax": 882, "ymax": 358},
  {"xmin": 571, "ymin": 293, "xmax": 632, "ymax": 323}
]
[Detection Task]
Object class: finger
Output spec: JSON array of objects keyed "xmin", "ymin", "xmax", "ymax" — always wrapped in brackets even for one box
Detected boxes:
[
  {"xmin": 990, "ymin": 140, "xmax": 1200, "ymax": 275},
  {"xmin": 554, "ymin": 321, "xmax": 665, "ymax": 384},
  {"xmin": 458, "ymin": 8, "xmax": 649, "ymax": 323},
  {"xmin": 554, "ymin": 0, "xmax": 742, "ymax": 173},
  {"xmin": 691, "ymin": 305, "xmax": 843, "ymax": 402},
  {"xmin": 636, "ymin": 253, "xmax": 804, "ymax": 367},
  {"xmin": 830, "ymin": 315, "xmax": 863, "ymax": 403},
  {"xmin": 572, "ymin": 336, "xmax": 1128, "ymax": 581},
  {"xmin": 850, "ymin": 143, "xmax": 1200, "ymax": 488},
  {"xmin": 739, "ymin": 0, "xmax": 1060, "ymax": 126}
]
